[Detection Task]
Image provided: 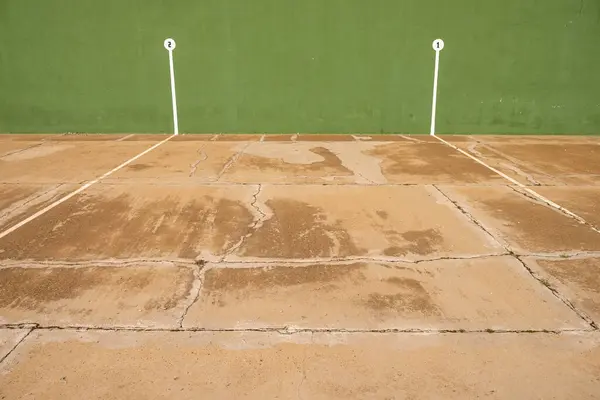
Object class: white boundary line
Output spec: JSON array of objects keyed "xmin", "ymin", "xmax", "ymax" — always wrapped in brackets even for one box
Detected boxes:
[
  {"xmin": 433, "ymin": 135, "xmax": 600, "ymax": 234},
  {"xmin": 0, "ymin": 134, "xmax": 176, "ymax": 240}
]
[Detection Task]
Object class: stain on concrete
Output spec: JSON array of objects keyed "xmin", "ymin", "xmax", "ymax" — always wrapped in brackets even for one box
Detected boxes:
[
  {"xmin": 203, "ymin": 264, "xmax": 365, "ymax": 293},
  {"xmin": 537, "ymin": 258, "xmax": 600, "ymax": 317},
  {"xmin": 0, "ymin": 193, "xmax": 254, "ymax": 260},
  {"xmin": 368, "ymin": 143, "xmax": 496, "ymax": 182},
  {"xmin": 239, "ymin": 199, "xmax": 362, "ymax": 258},
  {"xmin": 479, "ymin": 195, "xmax": 600, "ymax": 251},
  {"xmin": 127, "ymin": 164, "xmax": 152, "ymax": 171},
  {"xmin": 0, "ymin": 266, "xmax": 193, "ymax": 312},
  {"xmin": 365, "ymin": 277, "xmax": 439, "ymax": 315},
  {"xmin": 383, "ymin": 229, "xmax": 444, "ymax": 256}
]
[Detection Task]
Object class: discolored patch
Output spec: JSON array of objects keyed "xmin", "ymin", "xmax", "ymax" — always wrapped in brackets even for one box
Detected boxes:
[
  {"xmin": 234, "ymin": 146, "xmax": 353, "ymax": 176},
  {"xmin": 262, "ymin": 134, "xmax": 295, "ymax": 141},
  {"xmin": 297, "ymin": 134, "xmax": 356, "ymax": 142},
  {"xmin": 534, "ymin": 257, "xmax": 600, "ymax": 322},
  {"xmin": 383, "ymin": 229, "xmax": 444, "ymax": 256},
  {"xmin": 127, "ymin": 163, "xmax": 152, "ymax": 171},
  {"xmin": 376, "ymin": 210, "xmax": 388, "ymax": 219},
  {"xmin": 239, "ymin": 199, "xmax": 361, "ymax": 258},
  {"xmin": 0, "ymin": 265, "xmax": 194, "ymax": 327},
  {"xmin": 0, "ymin": 185, "xmax": 38, "ymax": 212},
  {"xmin": 446, "ymin": 187, "xmax": 600, "ymax": 253},
  {"xmin": 368, "ymin": 142, "xmax": 500, "ymax": 183},
  {"xmin": 492, "ymin": 143, "xmax": 600, "ymax": 176},
  {"xmin": 184, "ymin": 257, "xmax": 584, "ymax": 330},
  {"xmin": 534, "ymin": 187, "xmax": 600, "ymax": 228},
  {"xmin": 203, "ymin": 264, "xmax": 365, "ymax": 293},
  {"xmin": 0, "ymin": 190, "xmax": 254, "ymax": 260}
]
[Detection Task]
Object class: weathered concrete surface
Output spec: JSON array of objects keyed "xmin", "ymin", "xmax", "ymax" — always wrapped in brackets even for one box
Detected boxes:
[
  {"xmin": 0, "ymin": 141, "xmax": 164, "ymax": 184},
  {"xmin": 0, "ymin": 184, "xmax": 257, "ymax": 261},
  {"xmin": 222, "ymin": 141, "xmax": 386, "ymax": 184},
  {"xmin": 445, "ymin": 136, "xmax": 600, "ymax": 185},
  {"xmin": 107, "ymin": 141, "xmax": 245, "ymax": 183},
  {"xmin": 0, "ymin": 183, "xmax": 75, "ymax": 232},
  {"xmin": 535, "ymin": 186, "xmax": 600, "ymax": 228},
  {"xmin": 234, "ymin": 185, "xmax": 503, "ymax": 261},
  {"xmin": 441, "ymin": 186, "xmax": 600, "ymax": 254},
  {"xmin": 184, "ymin": 257, "xmax": 584, "ymax": 330},
  {"xmin": 0, "ymin": 329, "xmax": 30, "ymax": 362},
  {"xmin": 2, "ymin": 330, "xmax": 600, "ymax": 399},
  {"xmin": 366, "ymin": 142, "xmax": 504, "ymax": 184},
  {"xmin": 0, "ymin": 264, "xmax": 194, "ymax": 328},
  {"xmin": 525, "ymin": 257, "xmax": 600, "ymax": 325},
  {"xmin": 0, "ymin": 141, "xmax": 45, "ymax": 158}
]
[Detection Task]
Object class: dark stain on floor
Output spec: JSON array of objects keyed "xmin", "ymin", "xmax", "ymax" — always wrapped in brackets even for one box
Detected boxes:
[
  {"xmin": 0, "ymin": 193, "xmax": 254, "ymax": 260},
  {"xmin": 383, "ymin": 229, "xmax": 444, "ymax": 256},
  {"xmin": 365, "ymin": 277, "xmax": 439, "ymax": 315},
  {"xmin": 239, "ymin": 199, "xmax": 362, "ymax": 258}
]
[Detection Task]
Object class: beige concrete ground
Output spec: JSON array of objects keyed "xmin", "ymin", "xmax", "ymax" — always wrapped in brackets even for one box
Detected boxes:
[
  {"xmin": 1, "ymin": 331, "xmax": 600, "ymax": 399},
  {"xmin": 0, "ymin": 133, "xmax": 599, "ymax": 399}
]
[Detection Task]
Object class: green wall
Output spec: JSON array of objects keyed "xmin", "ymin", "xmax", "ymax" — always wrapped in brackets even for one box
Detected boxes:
[{"xmin": 1, "ymin": 0, "xmax": 599, "ymax": 134}]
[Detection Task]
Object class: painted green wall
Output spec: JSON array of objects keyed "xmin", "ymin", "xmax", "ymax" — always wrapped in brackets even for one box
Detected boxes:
[{"xmin": 1, "ymin": 0, "xmax": 599, "ymax": 134}]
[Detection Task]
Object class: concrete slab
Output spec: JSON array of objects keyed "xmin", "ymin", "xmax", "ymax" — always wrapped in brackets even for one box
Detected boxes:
[
  {"xmin": 0, "ymin": 264, "xmax": 194, "ymax": 328},
  {"xmin": 184, "ymin": 256, "xmax": 584, "ymax": 330},
  {"xmin": 0, "ymin": 141, "xmax": 45, "ymax": 158},
  {"xmin": 2, "ymin": 330, "xmax": 600, "ymax": 399},
  {"xmin": 106, "ymin": 141, "xmax": 245, "ymax": 183},
  {"xmin": 525, "ymin": 257, "xmax": 600, "ymax": 325},
  {"xmin": 234, "ymin": 185, "xmax": 503, "ymax": 261},
  {"xmin": 262, "ymin": 134, "xmax": 295, "ymax": 141},
  {"xmin": 0, "ymin": 134, "xmax": 55, "ymax": 142},
  {"xmin": 366, "ymin": 142, "xmax": 504, "ymax": 184},
  {"xmin": 442, "ymin": 186, "xmax": 600, "ymax": 254},
  {"xmin": 0, "ymin": 184, "xmax": 256, "ymax": 261},
  {"xmin": 222, "ymin": 142, "xmax": 386, "ymax": 184},
  {"xmin": 214, "ymin": 134, "xmax": 263, "ymax": 141},
  {"xmin": 535, "ymin": 186, "xmax": 600, "ymax": 228},
  {"xmin": 296, "ymin": 134, "xmax": 356, "ymax": 141},
  {"xmin": 444, "ymin": 137, "xmax": 600, "ymax": 185},
  {"xmin": 172, "ymin": 134, "xmax": 218, "ymax": 141},
  {"xmin": 0, "ymin": 141, "xmax": 166, "ymax": 184},
  {"xmin": 0, "ymin": 184, "xmax": 75, "ymax": 231},
  {"xmin": 44, "ymin": 134, "xmax": 128, "ymax": 141},
  {"xmin": 0, "ymin": 329, "xmax": 30, "ymax": 362}
]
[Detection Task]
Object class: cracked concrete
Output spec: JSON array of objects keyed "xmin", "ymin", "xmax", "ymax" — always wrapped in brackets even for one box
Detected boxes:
[{"xmin": 1, "ymin": 134, "xmax": 600, "ymax": 398}]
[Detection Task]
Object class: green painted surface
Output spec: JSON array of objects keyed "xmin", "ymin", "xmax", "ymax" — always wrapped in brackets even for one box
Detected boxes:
[{"xmin": 0, "ymin": 0, "xmax": 599, "ymax": 134}]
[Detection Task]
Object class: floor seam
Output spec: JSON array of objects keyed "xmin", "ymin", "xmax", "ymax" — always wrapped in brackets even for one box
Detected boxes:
[{"xmin": 0, "ymin": 327, "xmax": 34, "ymax": 366}]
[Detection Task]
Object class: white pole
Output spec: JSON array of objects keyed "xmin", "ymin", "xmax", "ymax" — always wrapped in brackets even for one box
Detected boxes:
[
  {"xmin": 430, "ymin": 39, "xmax": 445, "ymax": 136},
  {"xmin": 164, "ymin": 38, "xmax": 179, "ymax": 135}
]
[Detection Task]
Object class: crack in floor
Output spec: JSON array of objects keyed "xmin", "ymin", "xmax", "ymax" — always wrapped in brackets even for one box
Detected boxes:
[
  {"xmin": 0, "ymin": 328, "xmax": 33, "ymax": 366},
  {"xmin": 430, "ymin": 184, "xmax": 598, "ymax": 330},
  {"xmin": 188, "ymin": 145, "xmax": 208, "ymax": 177},
  {"xmin": 0, "ymin": 324, "xmax": 595, "ymax": 335},
  {"xmin": 513, "ymin": 255, "xmax": 598, "ymax": 330},
  {"xmin": 220, "ymin": 184, "xmax": 269, "ymax": 260},
  {"xmin": 3, "ymin": 251, "xmax": 600, "ymax": 270},
  {"xmin": 177, "ymin": 262, "xmax": 207, "ymax": 328}
]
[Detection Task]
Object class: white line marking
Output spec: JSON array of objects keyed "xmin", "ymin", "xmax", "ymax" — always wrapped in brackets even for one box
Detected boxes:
[
  {"xmin": 164, "ymin": 38, "xmax": 179, "ymax": 135},
  {"xmin": 430, "ymin": 39, "xmax": 444, "ymax": 136},
  {"xmin": 0, "ymin": 135, "xmax": 176, "ymax": 240},
  {"xmin": 116, "ymin": 134, "xmax": 135, "ymax": 142},
  {"xmin": 433, "ymin": 135, "xmax": 600, "ymax": 234}
]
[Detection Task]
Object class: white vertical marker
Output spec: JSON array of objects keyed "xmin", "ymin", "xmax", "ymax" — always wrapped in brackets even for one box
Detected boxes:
[
  {"xmin": 164, "ymin": 38, "xmax": 179, "ymax": 135},
  {"xmin": 430, "ymin": 38, "xmax": 445, "ymax": 136}
]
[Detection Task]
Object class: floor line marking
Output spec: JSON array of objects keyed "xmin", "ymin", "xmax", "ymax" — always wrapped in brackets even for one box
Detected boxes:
[
  {"xmin": 115, "ymin": 134, "xmax": 135, "ymax": 141},
  {"xmin": 433, "ymin": 135, "xmax": 600, "ymax": 234},
  {"xmin": 0, "ymin": 134, "xmax": 176, "ymax": 240}
]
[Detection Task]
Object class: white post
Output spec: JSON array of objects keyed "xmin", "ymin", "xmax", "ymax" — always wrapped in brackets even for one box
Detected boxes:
[
  {"xmin": 430, "ymin": 39, "xmax": 445, "ymax": 136},
  {"xmin": 164, "ymin": 38, "xmax": 179, "ymax": 135}
]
